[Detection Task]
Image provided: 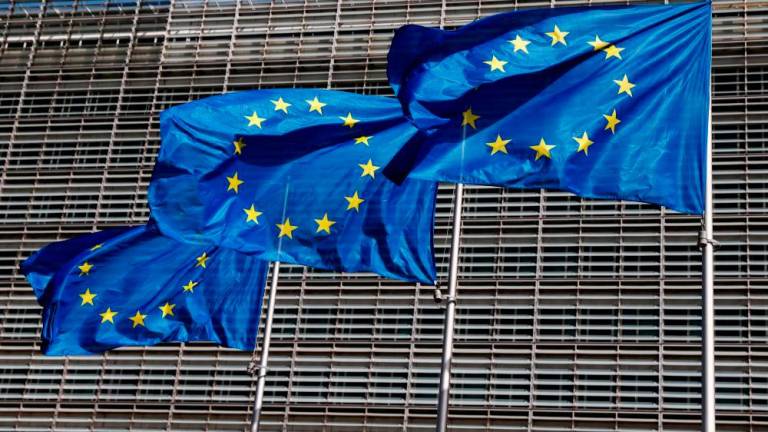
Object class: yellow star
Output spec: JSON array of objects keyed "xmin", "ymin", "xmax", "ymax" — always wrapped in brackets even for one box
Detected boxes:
[
  {"xmin": 484, "ymin": 55, "xmax": 507, "ymax": 72},
  {"xmin": 486, "ymin": 134, "xmax": 511, "ymax": 155},
  {"xmin": 587, "ymin": 35, "xmax": 609, "ymax": 51},
  {"xmin": 509, "ymin": 35, "xmax": 531, "ymax": 54},
  {"xmin": 358, "ymin": 159, "xmax": 380, "ymax": 178},
  {"xmin": 129, "ymin": 310, "xmax": 146, "ymax": 328},
  {"xmin": 573, "ymin": 131, "xmax": 594, "ymax": 155},
  {"xmin": 243, "ymin": 204, "xmax": 263, "ymax": 224},
  {"xmin": 603, "ymin": 109, "xmax": 621, "ymax": 134},
  {"xmin": 306, "ymin": 97, "xmax": 326, "ymax": 114},
  {"xmin": 530, "ymin": 138, "xmax": 556, "ymax": 160},
  {"xmin": 195, "ymin": 252, "xmax": 209, "ymax": 268},
  {"xmin": 314, "ymin": 213, "xmax": 336, "ymax": 234},
  {"xmin": 159, "ymin": 302, "xmax": 175, "ymax": 318},
  {"xmin": 587, "ymin": 35, "xmax": 624, "ymax": 59},
  {"xmin": 90, "ymin": 243, "xmax": 103, "ymax": 251},
  {"xmin": 226, "ymin": 172, "xmax": 244, "ymax": 193},
  {"xmin": 233, "ymin": 137, "xmax": 246, "ymax": 155},
  {"xmin": 99, "ymin": 307, "xmax": 117, "ymax": 324},
  {"xmin": 546, "ymin": 25, "xmax": 569, "ymax": 46},
  {"xmin": 78, "ymin": 262, "xmax": 93, "ymax": 276},
  {"xmin": 271, "ymin": 97, "xmax": 291, "ymax": 113},
  {"xmin": 603, "ymin": 45, "xmax": 624, "ymax": 60},
  {"xmin": 245, "ymin": 111, "xmax": 265, "ymax": 128},
  {"xmin": 276, "ymin": 218, "xmax": 298, "ymax": 239},
  {"xmin": 354, "ymin": 135, "xmax": 372, "ymax": 146},
  {"xmin": 340, "ymin": 113, "xmax": 359, "ymax": 128},
  {"xmin": 613, "ymin": 74, "xmax": 635, "ymax": 97},
  {"xmin": 182, "ymin": 280, "xmax": 198, "ymax": 293},
  {"xmin": 79, "ymin": 288, "xmax": 96, "ymax": 306},
  {"xmin": 345, "ymin": 191, "xmax": 365, "ymax": 212},
  {"xmin": 461, "ymin": 108, "xmax": 480, "ymax": 129}
]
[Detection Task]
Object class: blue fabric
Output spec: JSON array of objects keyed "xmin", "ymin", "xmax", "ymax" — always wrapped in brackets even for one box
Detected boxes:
[
  {"xmin": 148, "ymin": 89, "xmax": 437, "ymax": 284},
  {"xmin": 21, "ymin": 224, "xmax": 269, "ymax": 355},
  {"xmin": 385, "ymin": 2, "xmax": 711, "ymax": 214}
]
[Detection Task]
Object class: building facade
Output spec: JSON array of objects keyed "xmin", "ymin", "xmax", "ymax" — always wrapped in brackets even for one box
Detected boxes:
[{"xmin": 0, "ymin": 0, "xmax": 764, "ymax": 430}]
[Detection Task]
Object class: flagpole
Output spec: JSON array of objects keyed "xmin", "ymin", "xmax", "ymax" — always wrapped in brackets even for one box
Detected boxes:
[
  {"xmin": 435, "ymin": 183, "xmax": 464, "ymax": 432},
  {"xmin": 250, "ymin": 260, "xmax": 280, "ymax": 432},
  {"xmin": 700, "ymin": 95, "xmax": 716, "ymax": 431}
]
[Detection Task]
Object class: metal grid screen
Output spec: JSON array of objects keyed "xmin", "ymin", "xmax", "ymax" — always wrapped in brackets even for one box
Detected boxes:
[{"xmin": 0, "ymin": 0, "xmax": 765, "ymax": 430}]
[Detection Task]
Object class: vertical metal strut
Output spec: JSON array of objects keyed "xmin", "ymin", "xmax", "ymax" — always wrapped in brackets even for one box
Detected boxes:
[
  {"xmin": 251, "ymin": 261, "xmax": 281, "ymax": 432},
  {"xmin": 700, "ymin": 91, "xmax": 716, "ymax": 432},
  {"xmin": 435, "ymin": 183, "xmax": 464, "ymax": 432}
]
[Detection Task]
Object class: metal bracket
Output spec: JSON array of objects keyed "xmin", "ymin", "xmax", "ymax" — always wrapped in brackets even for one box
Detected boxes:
[
  {"xmin": 698, "ymin": 230, "xmax": 721, "ymax": 250},
  {"xmin": 247, "ymin": 362, "xmax": 268, "ymax": 378},
  {"xmin": 433, "ymin": 284, "xmax": 456, "ymax": 306},
  {"xmin": 433, "ymin": 285, "xmax": 443, "ymax": 304}
]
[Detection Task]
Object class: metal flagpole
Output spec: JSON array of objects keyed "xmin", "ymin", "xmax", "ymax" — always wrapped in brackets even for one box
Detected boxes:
[
  {"xmin": 250, "ymin": 260, "xmax": 281, "ymax": 432},
  {"xmin": 700, "ymin": 94, "xmax": 717, "ymax": 431},
  {"xmin": 251, "ymin": 182, "xmax": 290, "ymax": 432},
  {"xmin": 435, "ymin": 183, "xmax": 464, "ymax": 432}
]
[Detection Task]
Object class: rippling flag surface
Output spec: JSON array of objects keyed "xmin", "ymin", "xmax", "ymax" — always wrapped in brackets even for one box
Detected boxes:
[
  {"xmin": 22, "ymin": 224, "xmax": 268, "ymax": 355},
  {"xmin": 386, "ymin": 2, "xmax": 711, "ymax": 214},
  {"xmin": 148, "ymin": 90, "xmax": 437, "ymax": 284}
]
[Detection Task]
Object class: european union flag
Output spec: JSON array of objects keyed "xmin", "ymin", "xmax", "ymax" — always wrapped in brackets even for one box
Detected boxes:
[
  {"xmin": 148, "ymin": 89, "xmax": 437, "ymax": 284},
  {"xmin": 385, "ymin": 2, "xmax": 711, "ymax": 214},
  {"xmin": 21, "ymin": 224, "xmax": 269, "ymax": 355}
]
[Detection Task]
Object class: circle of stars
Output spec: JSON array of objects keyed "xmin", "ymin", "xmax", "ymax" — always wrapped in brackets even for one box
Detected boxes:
[
  {"xmin": 78, "ymin": 248, "xmax": 211, "ymax": 331},
  {"xmin": 222, "ymin": 94, "xmax": 388, "ymax": 243},
  {"xmin": 471, "ymin": 25, "xmax": 634, "ymax": 161}
]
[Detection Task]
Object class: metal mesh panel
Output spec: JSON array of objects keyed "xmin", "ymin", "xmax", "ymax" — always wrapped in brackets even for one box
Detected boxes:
[{"xmin": 0, "ymin": 0, "xmax": 765, "ymax": 430}]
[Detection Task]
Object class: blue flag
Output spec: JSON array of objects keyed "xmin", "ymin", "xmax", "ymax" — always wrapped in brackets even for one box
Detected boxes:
[
  {"xmin": 385, "ymin": 2, "xmax": 711, "ymax": 214},
  {"xmin": 22, "ymin": 224, "xmax": 269, "ymax": 355},
  {"xmin": 148, "ymin": 89, "xmax": 437, "ymax": 284}
]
